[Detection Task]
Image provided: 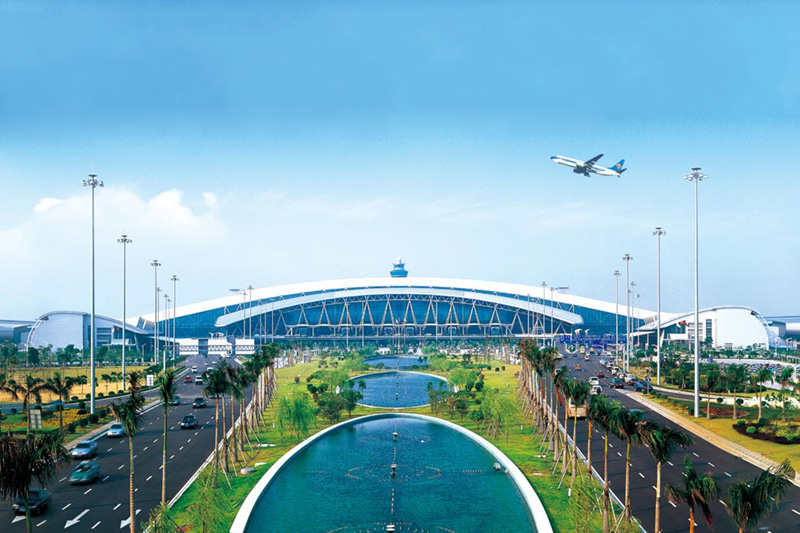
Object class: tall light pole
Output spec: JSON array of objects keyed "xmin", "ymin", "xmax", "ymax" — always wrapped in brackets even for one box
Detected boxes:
[
  {"xmin": 653, "ymin": 227, "xmax": 666, "ymax": 385},
  {"xmin": 622, "ymin": 254, "xmax": 632, "ymax": 371},
  {"xmin": 614, "ymin": 270, "xmax": 621, "ymax": 364},
  {"xmin": 541, "ymin": 281, "xmax": 547, "ymax": 343},
  {"xmin": 685, "ymin": 167, "xmax": 708, "ymax": 417},
  {"xmin": 171, "ymin": 275, "xmax": 179, "ymax": 362},
  {"xmin": 151, "ymin": 260, "xmax": 161, "ymax": 369},
  {"xmin": 83, "ymin": 174, "xmax": 103, "ymax": 415},
  {"xmin": 118, "ymin": 234, "xmax": 132, "ymax": 391},
  {"xmin": 247, "ymin": 285, "xmax": 254, "ymax": 341},
  {"xmin": 164, "ymin": 293, "xmax": 170, "ymax": 367},
  {"xmin": 550, "ymin": 287, "xmax": 568, "ymax": 342}
]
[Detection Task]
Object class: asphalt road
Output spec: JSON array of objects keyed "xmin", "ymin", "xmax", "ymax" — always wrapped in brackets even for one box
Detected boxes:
[
  {"xmin": 562, "ymin": 354, "xmax": 800, "ymax": 533},
  {"xmin": 0, "ymin": 354, "xmax": 249, "ymax": 532}
]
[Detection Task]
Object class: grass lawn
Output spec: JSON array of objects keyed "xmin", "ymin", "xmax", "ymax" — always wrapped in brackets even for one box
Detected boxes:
[
  {"xmin": 648, "ymin": 395, "xmax": 800, "ymax": 473},
  {"xmin": 0, "ymin": 365, "xmax": 150, "ymax": 403},
  {"xmin": 168, "ymin": 360, "xmax": 607, "ymax": 533}
]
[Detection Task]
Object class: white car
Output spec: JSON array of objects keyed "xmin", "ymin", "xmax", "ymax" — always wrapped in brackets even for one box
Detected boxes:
[
  {"xmin": 107, "ymin": 423, "xmax": 125, "ymax": 438},
  {"xmin": 588, "ymin": 377, "xmax": 600, "ymax": 386},
  {"xmin": 191, "ymin": 365, "xmax": 198, "ymax": 372},
  {"xmin": 590, "ymin": 385, "xmax": 603, "ymax": 395}
]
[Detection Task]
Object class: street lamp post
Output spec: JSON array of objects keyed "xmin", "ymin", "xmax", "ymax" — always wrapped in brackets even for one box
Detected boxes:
[
  {"xmin": 247, "ymin": 285, "xmax": 254, "ymax": 341},
  {"xmin": 541, "ymin": 282, "xmax": 547, "ymax": 344},
  {"xmin": 164, "ymin": 293, "xmax": 170, "ymax": 367},
  {"xmin": 83, "ymin": 174, "xmax": 103, "ymax": 415},
  {"xmin": 151, "ymin": 260, "xmax": 161, "ymax": 369},
  {"xmin": 118, "ymin": 234, "xmax": 132, "ymax": 391},
  {"xmin": 171, "ymin": 275, "xmax": 179, "ymax": 362},
  {"xmin": 622, "ymin": 254, "xmax": 633, "ymax": 372},
  {"xmin": 614, "ymin": 270, "xmax": 621, "ymax": 365},
  {"xmin": 685, "ymin": 167, "xmax": 708, "ymax": 418},
  {"xmin": 653, "ymin": 227, "xmax": 666, "ymax": 385}
]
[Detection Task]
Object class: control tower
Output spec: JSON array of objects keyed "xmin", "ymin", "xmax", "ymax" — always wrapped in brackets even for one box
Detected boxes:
[{"xmin": 390, "ymin": 257, "xmax": 408, "ymax": 278}]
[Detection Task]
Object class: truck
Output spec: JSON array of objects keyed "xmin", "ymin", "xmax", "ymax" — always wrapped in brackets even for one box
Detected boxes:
[{"xmin": 567, "ymin": 399, "xmax": 587, "ymax": 419}]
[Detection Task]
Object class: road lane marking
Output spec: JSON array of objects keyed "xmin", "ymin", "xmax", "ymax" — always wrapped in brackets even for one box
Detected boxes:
[
  {"xmin": 143, "ymin": 447, "xmax": 148, "ymax": 451},
  {"xmin": 187, "ymin": 439, "xmax": 192, "ymax": 443},
  {"xmin": 170, "ymin": 454, "xmax": 175, "ymax": 460},
  {"xmin": 153, "ymin": 439, "xmax": 158, "ymax": 443},
  {"xmin": 107, "ymin": 448, "xmax": 112, "ymax": 452},
  {"xmin": 84, "ymin": 488, "xmax": 92, "ymax": 495},
  {"xmin": 36, "ymin": 520, "xmax": 46, "ymax": 527},
  {"xmin": 102, "ymin": 476, "xmax": 110, "ymax": 481},
  {"xmin": 608, "ymin": 443, "xmax": 613, "ymax": 448},
  {"xmin": 91, "ymin": 522, "xmax": 101, "ymax": 530},
  {"xmin": 708, "ymin": 462, "xmax": 715, "ymax": 467},
  {"xmin": 725, "ymin": 472, "xmax": 732, "ymax": 477},
  {"xmin": 719, "ymin": 500, "xmax": 727, "ymax": 506},
  {"xmin": 667, "ymin": 461, "xmax": 674, "ymax": 467},
  {"xmin": 12, "ymin": 515, "xmax": 25, "ymax": 524},
  {"xmin": 59, "ymin": 477, "xmax": 67, "ymax": 483},
  {"xmin": 638, "ymin": 473, "xmax": 645, "ymax": 479},
  {"xmin": 194, "ymin": 432, "xmax": 198, "ymax": 436},
  {"xmin": 692, "ymin": 452, "xmax": 699, "ymax": 457},
  {"xmin": 791, "ymin": 509, "xmax": 800, "ymax": 516},
  {"xmin": 118, "ymin": 465, "xmax": 125, "ymax": 470},
  {"xmin": 62, "ymin": 504, "xmax": 71, "ymax": 511},
  {"xmin": 179, "ymin": 446, "xmax": 184, "ymax": 451},
  {"xmin": 146, "ymin": 475, "xmax": 152, "ymax": 481},
  {"xmin": 617, "ymin": 452, "xmax": 622, "ymax": 457},
  {"xmin": 113, "ymin": 504, "xmax": 121, "ymax": 511},
  {"xmin": 652, "ymin": 486, "xmax": 657, "ymax": 491}
]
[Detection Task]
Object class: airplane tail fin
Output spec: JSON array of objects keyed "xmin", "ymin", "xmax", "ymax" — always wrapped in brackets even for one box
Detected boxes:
[{"xmin": 611, "ymin": 159, "xmax": 625, "ymax": 173}]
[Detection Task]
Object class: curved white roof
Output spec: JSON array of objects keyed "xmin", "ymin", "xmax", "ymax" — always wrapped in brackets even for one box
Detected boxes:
[{"xmin": 138, "ymin": 276, "xmax": 654, "ymax": 323}]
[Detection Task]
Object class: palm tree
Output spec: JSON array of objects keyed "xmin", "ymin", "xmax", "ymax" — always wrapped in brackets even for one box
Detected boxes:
[
  {"xmin": 569, "ymin": 379, "xmax": 591, "ymax": 486},
  {"xmin": 204, "ymin": 369, "xmax": 227, "ymax": 472},
  {"xmin": 46, "ymin": 372, "xmax": 78, "ymax": 430},
  {"xmin": 752, "ymin": 368, "xmax": 773, "ymax": 421},
  {"xmin": 610, "ymin": 406, "xmax": 645, "ymax": 518},
  {"xmin": 0, "ymin": 373, "xmax": 18, "ymax": 433},
  {"xmin": 664, "ymin": 456, "xmax": 719, "ymax": 533},
  {"xmin": 728, "ymin": 459, "xmax": 794, "ymax": 533},
  {"xmin": 726, "ymin": 364, "xmax": 747, "ymax": 420},
  {"xmin": 777, "ymin": 366, "xmax": 795, "ymax": 422},
  {"xmin": 0, "ymin": 430, "xmax": 70, "ymax": 533},
  {"xmin": 639, "ymin": 421, "xmax": 692, "ymax": 532},
  {"xmin": 540, "ymin": 346, "xmax": 559, "ymax": 443},
  {"xmin": 551, "ymin": 366, "xmax": 568, "ymax": 459},
  {"xmin": 13, "ymin": 375, "xmax": 56, "ymax": 435},
  {"xmin": 155, "ymin": 368, "xmax": 178, "ymax": 505},
  {"xmin": 702, "ymin": 365, "xmax": 721, "ymax": 419},
  {"xmin": 558, "ymin": 377, "xmax": 574, "ymax": 473},
  {"xmin": 110, "ymin": 371, "xmax": 145, "ymax": 533},
  {"xmin": 589, "ymin": 395, "xmax": 618, "ymax": 533}
]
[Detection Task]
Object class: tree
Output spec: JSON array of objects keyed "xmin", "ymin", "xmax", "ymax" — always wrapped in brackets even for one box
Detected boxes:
[
  {"xmin": 569, "ymin": 380, "xmax": 591, "ymax": 486},
  {"xmin": 702, "ymin": 366, "xmax": 722, "ymax": 419},
  {"xmin": 110, "ymin": 372, "xmax": 145, "ymax": 533},
  {"xmin": 185, "ymin": 468, "xmax": 229, "ymax": 533},
  {"xmin": 46, "ymin": 373, "xmax": 78, "ymax": 430},
  {"xmin": 26, "ymin": 347, "xmax": 40, "ymax": 367},
  {"xmin": 204, "ymin": 368, "xmax": 227, "ymax": 471},
  {"xmin": 776, "ymin": 366, "xmax": 795, "ymax": 423},
  {"xmin": 610, "ymin": 407, "xmax": 646, "ymax": 518},
  {"xmin": 588, "ymin": 395, "xmax": 618, "ymax": 533},
  {"xmin": 317, "ymin": 391, "xmax": 345, "ymax": 424},
  {"xmin": 752, "ymin": 368, "xmax": 773, "ymax": 421},
  {"xmin": 727, "ymin": 460, "xmax": 794, "ymax": 533},
  {"xmin": 639, "ymin": 422, "xmax": 692, "ymax": 533},
  {"xmin": 0, "ymin": 373, "xmax": 18, "ymax": 433},
  {"xmin": 156, "ymin": 368, "xmax": 178, "ymax": 505},
  {"xmin": 665, "ymin": 457, "xmax": 719, "ymax": 533},
  {"xmin": 471, "ymin": 389, "xmax": 516, "ymax": 441},
  {"xmin": 0, "ymin": 431, "xmax": 70, "ymax": 533},
  {"xmin": 340, "ymin": 381, "xmax": 363, "ymax": 418},
  {"xmin": 276, "ymin": 393, "xmax": 316, "ymax": 440},
  {"xmin": 12, "ymin": 375, "xmax": 56, "ymax": 435},
  {"xmin": 141, "ymin": 503, "xmax": 181, "ymax": 533},
  {"xmin": 726, "ymin": 364, "xmax": 747, "ymax": 420}
]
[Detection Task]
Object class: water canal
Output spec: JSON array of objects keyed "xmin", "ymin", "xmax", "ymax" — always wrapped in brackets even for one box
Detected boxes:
[{"xmin": 352, "ymin": 371, "xmax": 448, "ymax": 408}]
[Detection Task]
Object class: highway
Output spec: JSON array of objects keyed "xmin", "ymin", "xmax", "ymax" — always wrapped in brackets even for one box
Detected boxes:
[
  {"xmin": 0, "ymin": 354, "xmax": 248, "ymax": 532},
  {"xmin": 561, "ymin": 354, "xmax": 800, "ymax": 532}
]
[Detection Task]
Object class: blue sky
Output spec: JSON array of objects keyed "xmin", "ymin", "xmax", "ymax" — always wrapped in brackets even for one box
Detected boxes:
[{"xmin": 1, "ymin": 0, "xmax": 799, "ymax": 320}]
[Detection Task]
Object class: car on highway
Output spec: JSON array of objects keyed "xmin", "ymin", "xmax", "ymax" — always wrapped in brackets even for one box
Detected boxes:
[
  {"xmin": 107, "ymin": 423, "xmax": 125, "ymax": 438},
  {"xmin": 195, "ymin": 376, "xmax": 203, "ymax": 385},
  {"xmin": 590, "ymin": 385, "xmax": 603, "ymax": 395},
  {"xmin": 192, "ymin": 397, "xmax": 207, "ymax": 408},
  {"xmin": 584, "ymin": 354, "xmax": 590, "ymax": 361},
  {"xmin": 588, "ymin": 377, "xmax": 600, "ymax": 386},
  {"xmin": 69, "ymin": 460, "xmax": 101, "ymax": 484},
  {"xmin": 184, "ymin": 375, "xmax": 193, "ymax": 383},
  {"xmin": 624, "ymin": 373, "xmax": 636, "ymax": 384},
  {"xmin": 180, "ymin": 414, "xmax": 199, "ymax": 429},
  {"xmin": 70, "ymin": 440, "xmax": 98, "ymax": 459},
  {"xmin": 598, "ymin": 358, "xmax": 607, "ymax": 366},
  {"xmin": 169, "ymin": 395, "xmax": 181, "ymax": 406},
  {"xmin": 13, "ymin": 488, "xmax": 50, "ymax": 516},
  {"xmin": 597, "ymin": 370, "xmax": 605, "ymax": 378},
  {"xmin": 191, "ymin": 365, "xmax": 198, "ymax": 372},
  {"xmin": 633, "ymin": 381, "xmax": 650, "ymax": 393},
  {"xmin": 574, "ymin": 364, "xmax": 582, "ymax": 371},
  {"xmin": 610, "ymin": 378, "xmax": 625, "ymax": 389}
]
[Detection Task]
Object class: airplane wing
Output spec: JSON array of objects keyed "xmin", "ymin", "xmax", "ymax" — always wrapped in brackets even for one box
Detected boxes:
[{"xmin": 584, "ymin": 154, "xmax": 604, "ymax": 167}]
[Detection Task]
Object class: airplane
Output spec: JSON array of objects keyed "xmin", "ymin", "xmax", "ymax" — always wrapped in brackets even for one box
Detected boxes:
[{"xmin": 550, "ymin": 153, "xmax": 627, "ymax": 177}]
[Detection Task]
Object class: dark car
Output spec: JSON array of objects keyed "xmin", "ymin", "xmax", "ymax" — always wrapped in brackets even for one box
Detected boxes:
[
  {"xmin": 633, "ymin": 381, "xmax": 650, "ymax": 393},
  {"xmin": 13, "ymin": 488, "xmax": 51, "ymax": 515},
  {"xmin": 192, "ymin": 397, "xmax": 207, "ymax": 408},
  {"xmin": 168, "ymin": 395, "xmax": 181, "ymax": 406},
  {"xmin": 610, "ymin": 378, "xmax": 625, "ymax": 389},
  {"xmin": 180, "ymin": 414, "xmax": 199, "ymax": 429},
  {"xmin": 597, "ymin": 371, "xmax": 606, "ymax": 378}
]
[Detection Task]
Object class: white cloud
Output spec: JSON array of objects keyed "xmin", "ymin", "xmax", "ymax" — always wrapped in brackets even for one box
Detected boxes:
[{"xmin": 33, "ymin": 197, "xmax": 64, "ymax": 212}]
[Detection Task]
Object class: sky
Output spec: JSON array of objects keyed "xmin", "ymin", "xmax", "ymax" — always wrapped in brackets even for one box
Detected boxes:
[{"xmin": 1, "ymin": 0, "xmax": 799, "ymax": 321}]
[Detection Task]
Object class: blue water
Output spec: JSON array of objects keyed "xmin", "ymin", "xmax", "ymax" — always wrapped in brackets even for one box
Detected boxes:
[
  {"xmin": 244, "ymin": 416, "xmax": 536, "ymax": 532},
  {"xmin": 365, "ymin": 356, "xmax": 428, "ymax": 369},
  {"xmin": 353, "ymin": 371, "xmax": 448, "ymax": 408}
]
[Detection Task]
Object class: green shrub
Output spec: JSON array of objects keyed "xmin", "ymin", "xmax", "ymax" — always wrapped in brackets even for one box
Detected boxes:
[
  {"xmin": 71, "ymin": 396, "xmax": 78, "ymax": 401},
  {"xmin": 716, "ymin": 397, "xmax": 724, "ymax": 404},
  {"xmin": 746, "ymin": 426, "xmax": 757, "ymax": 434},
  {"xmin": 85, "ymin": 394, "xmax": 90, "ymax": 400},
  {"xmin": 88, "ymin": 414, "xmax": 99, "ymax": 424},
  {"xmin": 78, "ymin": 418, "xmax": 89, "ymax": 427},
  {"xmin": 736, "ymin": 419, "xmax": 746, "ymax": 426},
  {"xmin": 67, "ymin": 422, "xmax": 77, "ymax": 433},
  {"xmin": 78, "ymin": 401, "xmax": 86, "ymax": 409},
  {"xmin": 107, "ymin": 391, "xmax": 115, "ymax": 397},
  {"xmin": 77, "ymin": 409, "xmax": 88, "ymax": 415},
  {"xmin": 97, "ymin": 393, "xmax": 104, "ymax": 398},
  {"xmin": 757, "ymin": 417, "xmax": 768, "ymax": 426},
  {"xmin": 736, "ymin": 398, "xmax": 744, "ymax": 406},
  {"xmin": 9, "ymin": 408, "xmax": 17, "ymax": 415}
]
